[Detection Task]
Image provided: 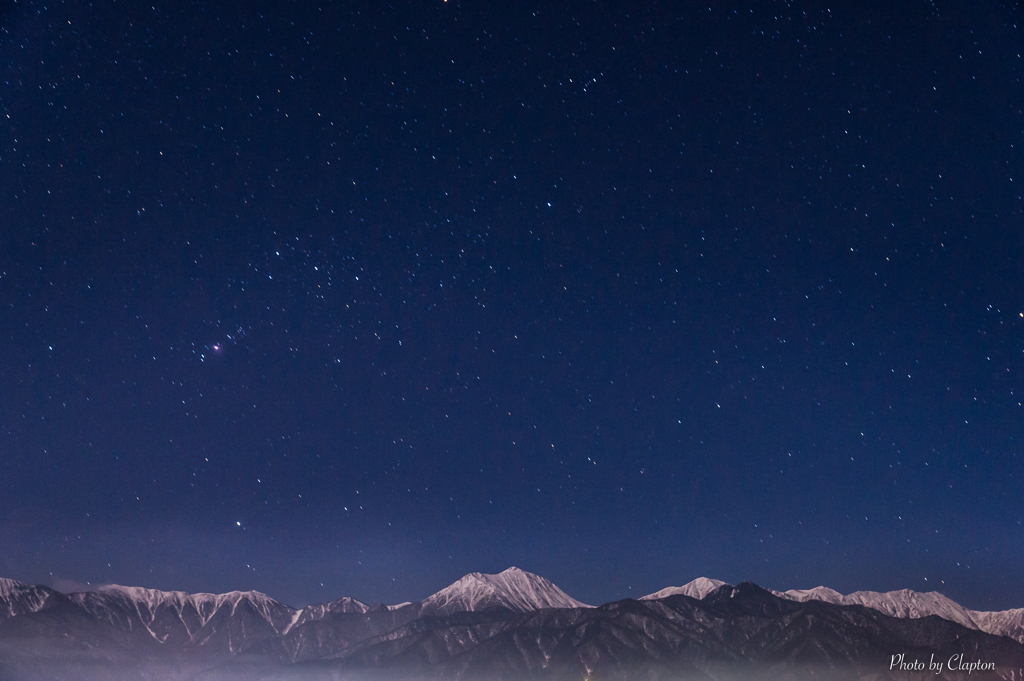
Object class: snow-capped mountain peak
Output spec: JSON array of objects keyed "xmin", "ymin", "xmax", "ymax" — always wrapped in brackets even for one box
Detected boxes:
[
  {"xmin": 640, "ymin": 577, "xmax": 727, "ymax": 601},
  {"xmin": 66, "ymin": 583, "xmax": 302, "ymax": 649},
  {"xmin": 0, "ymin": 577, "xmax": 59, "ymax": 619},
  {"xmin": 88, "ymin": 584, "xmax": 292, "ymax": 625},
  {"xmin": 773, "ymin": 586, "xmax": 977, "ymax": 629},
  {"xmin": 770, "ymin": 585, "xmax": 845, "ymax": 605},
  {"xmin": 420, "ymin": 566, "xmax": 591, "ymax": 614},
  {"xmin": 288, "ymin": 595, "xmax": 370, "ymax": 630},
  {"xmin": 772, "ymin": 585, "xmax": 1024, "ymax": 644},
  {"xmin": 640, "ymin": 578, "xmax": 1024, "ymax": 644},
  {"xmin": 0, "ymin": 577, "xmax": 27, "ymax": 599}
]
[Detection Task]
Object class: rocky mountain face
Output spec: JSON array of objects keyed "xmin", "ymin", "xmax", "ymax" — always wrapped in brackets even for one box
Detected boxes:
[
  {"xmin": 1, "ymin": 570, "xmax": 1022, "ymax": 680},
  {"xmin": 0, "ymin": 578, "xmax": 61, "ymax": 620},
  {"xmin": 771, "ymin": 584, "xmax": 1024, "ymax": 645}
]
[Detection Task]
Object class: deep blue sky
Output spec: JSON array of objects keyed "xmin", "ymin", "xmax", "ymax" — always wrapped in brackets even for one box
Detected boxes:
[{"xmin": 2, "ymin": 0, "xmax": 1022, "ymax": 610}]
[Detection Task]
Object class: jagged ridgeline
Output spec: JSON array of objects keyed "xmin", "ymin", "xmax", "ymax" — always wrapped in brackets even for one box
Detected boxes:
[{"xmin": 1, "ymin": 568, "xmax": 1022, "ymax": 680}]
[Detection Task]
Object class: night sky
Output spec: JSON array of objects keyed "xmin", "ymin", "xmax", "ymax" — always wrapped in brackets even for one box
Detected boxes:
[{"xmin": 2, "ymin": 0, "xmax": 1023, "ymax": 612}]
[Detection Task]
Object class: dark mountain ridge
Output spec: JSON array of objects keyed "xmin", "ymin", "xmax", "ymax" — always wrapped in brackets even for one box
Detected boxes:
[{"xmin": 1, "ymin": 573, "xmax": 1021, "ymax": 680}]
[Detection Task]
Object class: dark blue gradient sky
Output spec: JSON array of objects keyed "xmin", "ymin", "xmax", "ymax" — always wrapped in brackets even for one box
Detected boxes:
[{"xmin": 2, "ymin": 0, "xmax": 1023, "ymax": 610}]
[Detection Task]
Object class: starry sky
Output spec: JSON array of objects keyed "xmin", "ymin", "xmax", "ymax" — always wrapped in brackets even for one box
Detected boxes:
[{"xmin": 2, "ymin": 0, "xmax": 1023, "ymax": 611}]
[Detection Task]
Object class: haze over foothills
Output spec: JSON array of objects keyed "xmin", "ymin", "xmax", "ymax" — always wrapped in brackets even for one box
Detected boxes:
[{"xmin": 2, "ymin": 0, "xmax": 1023, "ymax": 612}]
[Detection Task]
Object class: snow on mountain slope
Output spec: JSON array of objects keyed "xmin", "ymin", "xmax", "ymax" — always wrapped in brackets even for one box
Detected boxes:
[
  {"xmin": 773, "ymin": 585, "xmax": 1024, "ymax": 644},
  {"xmin": 0, "ymin": 578, "xmax": 60, "ymax": 619},
  {"xmin": 96, "ymin": 585, "xmax": 287, "ymax": 621},
  {"xmin": 288, "ymin": 595, "xmax": 370, "ymax": 631},
  {"xmin": 771, "ymin": 585, "xmax": 845, "ymax": 605},
  {"xmin": 6, "ymin": 572, "xmax": 1021, "ymax": 648},
  {"xmin": 419, "ymin": 567, "xmax": 591, "ymax": 615},
  {"xmin": 642, "ymin": 577, "xmax": 1024, "ymax": 644},
  {"xmin": 68, "ymin": 584, "xmax": 301, "ymax": 648},
  {"xmin": 845, "ymin": 589, "xmax": 979, "ymax": 629},
  {"xmin": 973, "ymin": 608, "xmax": 1024, "ymax": 645},
  {"xmin": 773, "ymin": 586, "xmax": 975, "ymax": 629},
  {"xmin": 640, "ymin": 577, "xmax": 727, "ymax": 601},
  {"xmin": 97, "ymin": 584, "xmax": 295, "ymax": 627}
]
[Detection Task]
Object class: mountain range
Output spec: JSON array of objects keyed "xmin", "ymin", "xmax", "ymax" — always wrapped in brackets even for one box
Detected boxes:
[{"xmin": 1, "ymin": 568, "xmax": 1021, "ymax": 680}]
